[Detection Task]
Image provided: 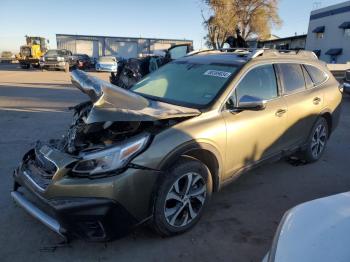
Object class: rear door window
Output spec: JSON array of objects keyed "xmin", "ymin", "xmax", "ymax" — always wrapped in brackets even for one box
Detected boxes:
[
  {"xmin": 235, "ymin": 64, "xmax": 278, "ymax": 102},
  {"xmin": 278, "ymin": 64, "xmax": 306, "ymax": 95},
  {"xmin": 302, "ymin": 66, "xmax": 314, "ymax": 89},
  {"xmin": 304, "ymin": 65, "xmax": 328, "ymax": 85}
]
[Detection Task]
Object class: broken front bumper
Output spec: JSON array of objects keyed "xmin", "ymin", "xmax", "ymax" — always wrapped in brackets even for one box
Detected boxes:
[
  {"xmin": 11, "ymin": 179, "xmax": 137, "ymax": 241},
  {"xmin": 12, "ymin": 145, "xmax": 159, "ymax": 241}
]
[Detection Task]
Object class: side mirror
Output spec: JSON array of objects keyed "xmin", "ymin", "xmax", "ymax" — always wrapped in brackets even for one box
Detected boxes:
[{"xmin": 236, "ymin": 95, "xmax": 266, "ymax": 110}]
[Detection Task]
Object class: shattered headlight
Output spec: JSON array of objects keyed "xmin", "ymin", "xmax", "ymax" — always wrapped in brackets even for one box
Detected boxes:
[{"xmin": 72, "ymin": 134, "xmax": 150, "ymax": 175}]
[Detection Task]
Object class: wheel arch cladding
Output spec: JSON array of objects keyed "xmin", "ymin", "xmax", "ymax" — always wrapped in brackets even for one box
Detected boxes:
[
  {"xmin": 183, "ymin": 149, "xmax": 219, "ymax": 192},
  {"xmin": 158, "ymin": 141, "xmax": 222, "ymax": 192},
  {"xmin": 321, "ymin": 112, "xmax": 332, "ymax": 136}
]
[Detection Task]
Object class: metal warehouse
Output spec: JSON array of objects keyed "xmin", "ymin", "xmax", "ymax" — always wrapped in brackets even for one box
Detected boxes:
[{"xmin": 56, "ymin": 34, "xmax": 193, "ymax": 59}]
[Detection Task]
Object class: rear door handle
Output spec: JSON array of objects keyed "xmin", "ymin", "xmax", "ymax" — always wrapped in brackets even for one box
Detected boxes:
[
  {"xmin": 313, "ymin": 97, "xmax": 321, "ymax": 105},
  {"xmin": 275, "ymin": 109, "xmax": 287, "ymax": 117}
]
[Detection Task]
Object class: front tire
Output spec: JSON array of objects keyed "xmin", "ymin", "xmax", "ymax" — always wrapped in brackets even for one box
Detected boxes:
[
  {"xmin": 152, "ymin": 157, "xmax": 212, "ymax": 236},
  {"xmin": 299, "ymin": 117, "xmax": 329, "ymax": 163}
]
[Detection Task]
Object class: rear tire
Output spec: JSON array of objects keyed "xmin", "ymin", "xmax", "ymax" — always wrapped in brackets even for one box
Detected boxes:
[
  {"xmin": 152, "ymin": 157, "xmax": 212, "ymax": 237},
  {"xmin": 299, "ymin": 117, "xmax": 329, "ymax": 163}
]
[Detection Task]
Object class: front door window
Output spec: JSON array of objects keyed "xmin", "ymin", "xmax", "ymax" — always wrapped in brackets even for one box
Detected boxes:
[{"xmin": 235, "ymin": 64, "xmax": 278, "ymax": 101}]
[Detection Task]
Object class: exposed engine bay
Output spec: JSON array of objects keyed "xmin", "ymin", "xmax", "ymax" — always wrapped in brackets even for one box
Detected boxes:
[
  {"xmin": 20, "ymin": 70, "xmax": 201, "ymax": 179},
  {"xmin": 61, "ymin": 70, "xmax": 200, "ymax": 155},
  {"xmin": 33, "ymin": 69, "xmax": 201, "ymax": 169},
  {"xmin": 60, "ymin": 100, "xmax": 181, "ymax": 155}
]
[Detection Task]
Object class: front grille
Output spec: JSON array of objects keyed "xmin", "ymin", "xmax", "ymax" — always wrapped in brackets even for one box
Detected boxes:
[
  {"xmin": 46, "ymin": 57, "xmax": 58, "ymax": 62},
  {"xmin": 44, "ymin": 61, "xmax": 58, "ymax": 65},
  {"xmin": 21, "ymin": 144, "xmax": 58, "ymax": 191},
  {"xmin": 23, "ymin": 161, "xmax": 52, "ymax": 190},
  {"xmin": 346, "ymin": 71, "xmax": 350, "ymax": 81},
  {"xmin": 34, "ymin": 142, "xmax": 57, "ymax": 176}
]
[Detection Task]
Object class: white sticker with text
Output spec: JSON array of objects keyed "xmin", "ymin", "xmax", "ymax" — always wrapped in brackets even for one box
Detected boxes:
[{"xmin": 204, "ymin": 70, "xmax": 231, "ymax": 78}]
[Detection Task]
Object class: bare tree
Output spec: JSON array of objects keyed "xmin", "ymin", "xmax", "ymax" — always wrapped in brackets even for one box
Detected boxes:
[{"xmin": 202, "ymin": 0, "xmax": 282, "ymax": 48}]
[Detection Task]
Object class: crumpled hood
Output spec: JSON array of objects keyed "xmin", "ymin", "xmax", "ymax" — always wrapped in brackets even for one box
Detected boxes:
[{"xmin": 71, "ymin": 70, "xmax": 201, "ymax": 123}]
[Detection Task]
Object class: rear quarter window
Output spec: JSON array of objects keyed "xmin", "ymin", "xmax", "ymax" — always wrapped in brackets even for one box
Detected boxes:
[{"xmin": 304, "ymin": 65, "xmax": 328, "ymax": 85}]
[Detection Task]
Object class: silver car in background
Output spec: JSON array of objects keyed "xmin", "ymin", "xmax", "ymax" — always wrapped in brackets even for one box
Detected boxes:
[
  {"xmin": 95, "ymin": 56, "xmax": 118, "ymax": 72},
  {"xmin": 263, "ymin": 192, "xmax": 350, "ymax": 262}
]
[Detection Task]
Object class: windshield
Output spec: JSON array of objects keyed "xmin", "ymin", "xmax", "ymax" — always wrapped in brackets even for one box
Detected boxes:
[
  {"xmin": 98, "ymin": 56, "xmax": 116, "ymax": 62},
  {"xmin": 45, "ymin": 50, "xmax": 64, "ymax": 56},
  {"xmin": 131, "ymin": 61, "xmax": 237, "ymax": 107}
]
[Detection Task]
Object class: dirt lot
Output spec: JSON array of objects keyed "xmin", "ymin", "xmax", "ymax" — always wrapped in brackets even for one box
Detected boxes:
[{"xmin": 0, "ymin": 64, "xmax": 349, "ymax": 262}]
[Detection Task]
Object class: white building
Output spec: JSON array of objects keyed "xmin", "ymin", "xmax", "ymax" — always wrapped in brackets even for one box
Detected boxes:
[{"xmin": 305, "ymin": 1, "xmax": 350, "ymax": 63}]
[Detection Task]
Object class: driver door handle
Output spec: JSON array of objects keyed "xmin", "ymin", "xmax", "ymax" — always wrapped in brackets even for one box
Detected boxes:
[{"xmin": 275, "ymin": 109, "xmax": 287, "ymax": 117}]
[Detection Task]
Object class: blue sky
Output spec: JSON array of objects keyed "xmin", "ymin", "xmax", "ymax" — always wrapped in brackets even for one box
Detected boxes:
[{"xmin": 0, "ymin": 0, "xmax": 346, "ymax": 52}]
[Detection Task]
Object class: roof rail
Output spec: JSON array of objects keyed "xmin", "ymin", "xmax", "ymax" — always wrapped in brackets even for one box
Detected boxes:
[
  {"xmin": 186, "ymin": 49, "xmax": 220, "ymax": 56},
  {"xmin": 186, "ymin": 48, "xmax": 262, "ymax": 59},
  {"xmin": 261, "ymin": 49, "xmax": 318, "ymax": 59},
  {"xmin": 186, "ymin": 48, "xmax": 318, "ymax": 60}
]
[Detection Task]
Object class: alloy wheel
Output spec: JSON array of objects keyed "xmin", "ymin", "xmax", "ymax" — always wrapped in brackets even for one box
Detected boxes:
[
  {"xmin": 164, "ymin": 172, "xmax": 206, "ymax": 227},
  {"xmin": 311, "ymin": 123, "xmax": 327, "ymax": 158}
]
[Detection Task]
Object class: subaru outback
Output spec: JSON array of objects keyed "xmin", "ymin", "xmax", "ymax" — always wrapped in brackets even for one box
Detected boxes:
[{"xmin": 12, "ymin": 49, "xmax": 342, "ymax": 241}]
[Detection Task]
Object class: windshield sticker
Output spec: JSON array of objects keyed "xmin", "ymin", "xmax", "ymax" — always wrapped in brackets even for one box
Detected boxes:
[{"xmin": 204, "ymin": 70, "xmax": 231, "ymax": 78}]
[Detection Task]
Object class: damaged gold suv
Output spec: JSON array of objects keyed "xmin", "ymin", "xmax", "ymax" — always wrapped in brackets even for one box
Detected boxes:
[{"xmin": 12, "ymin": 49, "xmax": 342, "ymax": 241}]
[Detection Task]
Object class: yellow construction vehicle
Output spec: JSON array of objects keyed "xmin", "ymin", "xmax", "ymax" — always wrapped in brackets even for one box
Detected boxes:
[{"xmin": 16, "ymin": 36, "xmax": 47, "ymax": 69}]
